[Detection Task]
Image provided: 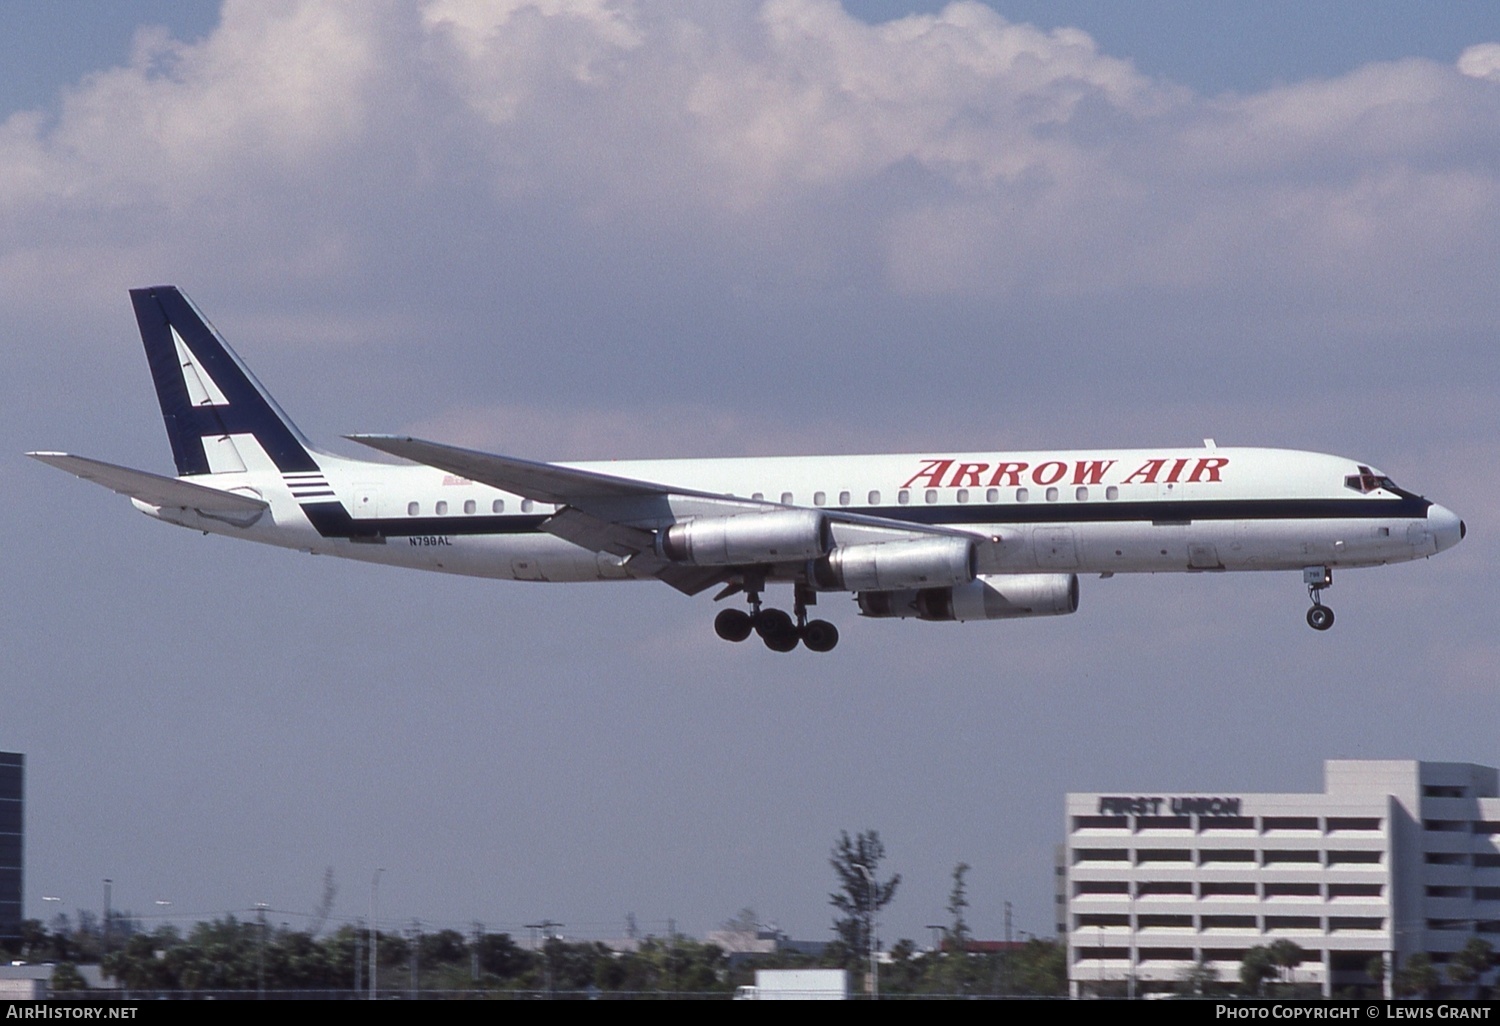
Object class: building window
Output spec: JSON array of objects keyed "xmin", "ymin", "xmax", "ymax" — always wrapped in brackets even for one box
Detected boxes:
[{"xmin": 1263, "ymin": 817, "xmax": 1319, "ymax": 832}]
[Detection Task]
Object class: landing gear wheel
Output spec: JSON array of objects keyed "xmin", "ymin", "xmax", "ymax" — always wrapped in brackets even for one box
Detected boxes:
[
  {"xmin": 763, "ymin": 628, "xmax": 800, "ymax": 652},
  {"xmin": 714, "ymin": 608, "xmax": 753, "ymax": 643},
  {"xmin": 1306, "ymin": 604, "xmax": 1335, "ymax": 631},
  {"xmin": 754, "ymin": 608, "xmax": 793, "ymax": 639},
  {"xmin": 801, "ymin": 619, "xmax": 839, "ymax": 653}
]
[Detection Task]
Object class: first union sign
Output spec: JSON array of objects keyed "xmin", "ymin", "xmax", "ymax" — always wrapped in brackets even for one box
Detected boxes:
[{"xmin": 1097, "ymin": 796, "xmax": 1243, "ymax": 817}]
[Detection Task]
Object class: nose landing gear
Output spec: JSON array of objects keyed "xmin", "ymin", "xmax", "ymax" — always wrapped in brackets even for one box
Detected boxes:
[
  {"xmin": 712, "ymin": 582, "xmax": 839, "ymax": 652},
  {"xmin": 1304, "ymin": 566, "xmax": 1334, "ymax": 631}
]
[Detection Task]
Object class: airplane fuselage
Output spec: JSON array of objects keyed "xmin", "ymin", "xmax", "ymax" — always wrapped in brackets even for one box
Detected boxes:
[{"xmin": 143, "ymin": 443, "xmax": 1460, "ymax": 584}]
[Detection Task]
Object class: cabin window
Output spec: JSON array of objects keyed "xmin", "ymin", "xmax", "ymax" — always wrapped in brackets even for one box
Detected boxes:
[
  {"xmin": 407, "ymin": 501, "xmax": 419, "ymax": 516},
  {"xmin": 956, "ymin": 488, "xmax": 969, "ymax": 504},
  {"xmin": 752, "ymin": 492, "xmax": 764, "ymax": 501},
  {"xmin": 436, "ymin": 501, "xmax": 448, "ymax": 515},
  {"xmin": 1106, "ymin": 486, "xmax": 1119, "ymax": 501},
  {"xmin": 898, "ymin": 489, "xmax": 910, "ymax": 505},
  {"xmin": 813, "ymin": 491, "xmax": 826, "ymax": 506},
  {"xmin": 464, "ymin": 500, "xmax": 476, "ymax": 514},
  {"xmin": 780, "ymin": 492, "xmax": 793, "ymax": 504},
  {"xmin": 986, "ymin": 488, "xmax": 999, "ymax": 503},
  {"xmin": 492, "ymin": 499, "xmax": 504, "ymax": 513},
  {"xmin": 521, "ymin": 499, "xmax": 534, "ymax": 513},
  {"xmin": 924, "ymin": 489, "xmax": 938, "ymax": 504},
  {"xmin": 838, "ymin": 491, "xmax": 851, "ymax": 506},
  {"xmin": 1046, "ymin": 487, "xmax": 1059, "ymax": 502},
  {"xmin": 1016, "ymin": 488, "xmax": 1029, "ymax": 502},
  {"xmin": 868, "ymin": 490, "xmax": 880, "ymax": 505},
  {"xmin": 1076, "ymin": 486, "xmax": 1088, "ymax": 501}
]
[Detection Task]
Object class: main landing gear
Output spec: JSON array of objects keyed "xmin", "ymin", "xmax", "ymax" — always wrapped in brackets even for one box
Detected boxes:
[
  {"xmin": 1304, "ymin": 566, "xmax": 1335, "ymax": 631},
  {"xmin": 713, "ymin": 583, "xmax": 840, "ymax": 653}
]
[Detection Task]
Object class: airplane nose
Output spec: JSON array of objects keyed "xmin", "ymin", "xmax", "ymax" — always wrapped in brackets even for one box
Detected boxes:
[{"xmin": 1428, "ymin": 503, "xmax": 1465, "ymax": 553}]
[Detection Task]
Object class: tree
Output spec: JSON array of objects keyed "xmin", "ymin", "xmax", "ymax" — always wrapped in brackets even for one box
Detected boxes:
[
  {"xmin": 828, "ymin": 830, "xmax": 900, "ymax": 958},
  {"xmin": 1268, "ymin": 938, "xmax": 1305, "ymax": 988},
  {"xmin": 49, "ymin": 963, "xmax": 87, "ymax": 993},
  {"xmin": 1178, "ymin": 958, "xmax": 1220, "ymax": 997},
  {"xmin": 1240, "ymin": 945, "xmax": 1275, "ymax": 995},
  {"xmin": 945, "ymin": 862, "xmax": 971, "ymax": 951},
  {"xmin": 1447, "ymin": 937, "xmax": 1495, "ymax": 996},
  {"xmin": 1395, "ymin": 952, "xmax": 1440, "ymax": 999}
]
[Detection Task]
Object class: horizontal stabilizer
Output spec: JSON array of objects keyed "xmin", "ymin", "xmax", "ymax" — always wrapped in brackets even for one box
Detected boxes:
[{"xmin": 27, "ymin": 452, "xmax": 268, "ymax": 519}]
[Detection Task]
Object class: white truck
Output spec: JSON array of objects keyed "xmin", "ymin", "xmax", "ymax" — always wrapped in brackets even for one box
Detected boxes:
[{"xmin": 733, "ymin": 968, "xmax": 849, "ymax": 1000}]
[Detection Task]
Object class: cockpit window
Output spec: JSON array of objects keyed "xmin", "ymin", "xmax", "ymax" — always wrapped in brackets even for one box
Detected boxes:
[{"xmin": 1344, "ymin": 465, "xmax": 1398, "ymax": 494}]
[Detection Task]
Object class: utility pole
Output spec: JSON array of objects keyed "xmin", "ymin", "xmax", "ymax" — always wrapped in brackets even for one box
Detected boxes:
[
  {"xmin": 101, "ymin": 879, "xmax": 112, "ymax": 957},
  {"xmin": 525, "ymin": 920, "xmax": 562, "ymax": 996},
  {"xmin": 409, "ymin": 918, "xmax": 421, "ymax": 999},
  {"xmin": 471, "ymin": 921, "xmax": 482, "ymax": 984},
  {"xmin": 369, "ymin": 869, "xmax": 383, "ymax": 1001}
]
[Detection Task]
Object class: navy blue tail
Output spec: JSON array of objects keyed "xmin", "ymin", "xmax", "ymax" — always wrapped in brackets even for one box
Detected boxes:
[{"xmin": 131, "ymin": 286, "xmax": 320, "ymax": 476}]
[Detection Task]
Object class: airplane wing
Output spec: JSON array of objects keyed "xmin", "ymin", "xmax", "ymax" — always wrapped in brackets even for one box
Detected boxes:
[
  {"xmin": 346, "ymin": 434, "xmax": 992, "ymax": 595},
  {"xmin": 27, "ymin": 452, "xmax": 269, "ymax": 527},
  {"xmin": 347, "ymin": 434, "xmax": 726, "ymax": 505}
]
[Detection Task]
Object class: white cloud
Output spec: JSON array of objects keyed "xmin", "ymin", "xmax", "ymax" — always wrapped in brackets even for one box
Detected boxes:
[{"xmin": 1458, "ymin": 42, "xmax": 1500, "ymax": 82}]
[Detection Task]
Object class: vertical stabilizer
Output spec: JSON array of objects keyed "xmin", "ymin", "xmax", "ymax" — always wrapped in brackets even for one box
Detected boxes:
[{"xmin": 131, "ymin": 286, "xmax": 320, "ymax": 476}]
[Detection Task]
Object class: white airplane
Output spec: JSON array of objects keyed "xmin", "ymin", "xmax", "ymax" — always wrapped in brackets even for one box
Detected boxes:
[{"xmin": 30, "ymin": 286, "xmax": 1465, "ymax": 653}]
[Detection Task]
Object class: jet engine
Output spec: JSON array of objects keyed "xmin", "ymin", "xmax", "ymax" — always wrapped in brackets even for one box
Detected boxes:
[
  {"xmin": 810, "ymin": 536, "xmax": 976, "ymax": 592},
  {"xmin": 657, "ymin": 508, "xmax": 832, "ymax": 565},
  {"xmin": 857, "ymin": 573, "xmax": 1079, "ymax": 621}
]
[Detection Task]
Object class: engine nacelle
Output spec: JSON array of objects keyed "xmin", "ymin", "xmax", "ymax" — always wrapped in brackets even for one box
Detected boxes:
[
  {"xmin": 810, "ymin": 537, "xmax": 975, "ymax": 592},
  {"xmin": 857, "ymin": 573, "xmax": 1080, "ymax": 621},
  {"xmin": 658, "ymin": 508, "xmax": 832, "ymax": 565}
]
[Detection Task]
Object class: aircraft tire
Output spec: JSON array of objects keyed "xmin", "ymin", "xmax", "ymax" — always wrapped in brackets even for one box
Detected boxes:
[
  {"xmin": 763, "ymin": 628, "xmax": 800, "ymax": 652},
  {"xmin": 801, "ymin": 619, "xmax": 839, "ymax": 653},
  {"xmin": 1306, "ymin": 604, "xmax": 1335, "ymax": 631},
  {"xmin": 715, "ymin": 608, "xmax": 754, "ymax": 642},
  {"xmin": 754, "ymin": 609, "xmax": 794, "ymax": 639}
]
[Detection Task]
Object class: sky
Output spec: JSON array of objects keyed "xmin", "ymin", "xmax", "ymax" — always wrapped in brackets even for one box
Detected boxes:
[{"xmin": 3, "ymin": 0, "xmax": 1499, "ymax": 951}]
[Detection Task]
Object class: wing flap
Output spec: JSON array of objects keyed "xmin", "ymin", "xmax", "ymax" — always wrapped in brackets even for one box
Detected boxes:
[{"xmin": 541, "ymin": 507, "xmax": 654, "ymax": 559}]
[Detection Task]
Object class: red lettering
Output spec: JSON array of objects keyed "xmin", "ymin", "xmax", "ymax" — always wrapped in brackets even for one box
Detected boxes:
[
  {"xmin": 1071, "ymin": 459, "xmax": 1116, "ymax": 485},
  {"xmin": 986, "ymin": 462, "xmax": 1028, "ymax": 487},
  {"xmin": 900, "ymin": 459, "xmax": 953, "ymax": 490},
  {"xmin": 1032, "ymin": 461, "xmax": 1067, "ymax": 486},
  {"xmin": 1188, "ymin": 457, "xmax": 1228, "ymax": 483},
  {"xmin": 948, "ymin": 463, "xmax": 989, "ymax": 488},
  {"xmin": 1122, "ymin": 459, "xmax": 1165, "ymax": 484},
  {"xmin": 1164, "ymin": 458, "xmax": 1190, "ymax": 484}
]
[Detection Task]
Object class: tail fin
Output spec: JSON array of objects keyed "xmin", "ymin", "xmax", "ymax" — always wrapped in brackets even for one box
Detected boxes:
[{"xmin": 131, "ymin": 286, "xmax": 320, "ymax": 476}]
